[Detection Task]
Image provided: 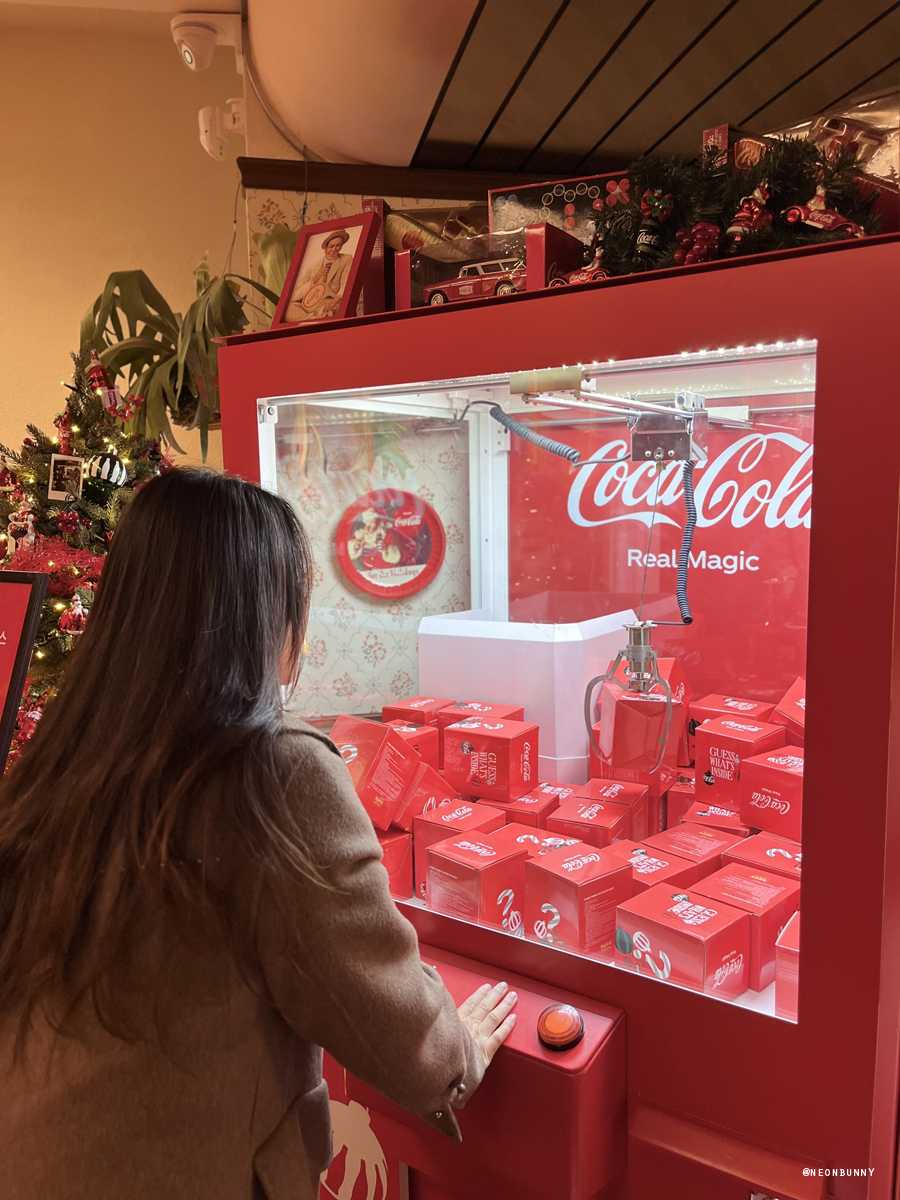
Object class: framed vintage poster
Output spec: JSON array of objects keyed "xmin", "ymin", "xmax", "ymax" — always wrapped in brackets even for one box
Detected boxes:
[
  {"xmin": 0, "ymin": 572, "xmax": 47, "ymax": 769},
  {"xmin": 271, "ymin": 211, "xmax": 381, "ymax": 329}
]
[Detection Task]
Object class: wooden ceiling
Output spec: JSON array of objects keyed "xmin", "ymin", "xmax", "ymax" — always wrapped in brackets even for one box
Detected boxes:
[{"xmin": 411, "ymin": 0, "xmax": 900, "ymax": 173}]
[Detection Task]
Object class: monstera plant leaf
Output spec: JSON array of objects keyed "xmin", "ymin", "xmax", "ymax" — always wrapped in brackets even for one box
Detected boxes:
[
  {"xmin": 81, "ymin": 266, "xmax": 279, "ymax": 460},
  {"xmin": 252, "ymin": 223, "xmax": 300, "ymax": 315}
]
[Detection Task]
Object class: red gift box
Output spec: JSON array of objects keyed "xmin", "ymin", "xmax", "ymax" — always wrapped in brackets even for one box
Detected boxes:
[
  {"xmin": 599, "ymin": 678, "xmax": 683, "ymax": 774},
  {"xmin": 740, "ymin": 745, "xmax": 804, "ymax": 842},
  {"xmin": 426, "ymin": 832, "xmax": 528, "ymax": 933},
  {"xmin": 490, "ymin": 821, "xmax": 581, "ymax": 858},
  {"xmin": 597, "ymin": 757, "xmax": 676, "ymax": 803},
  {"xmin": 489, "ymin": 779, "xmax": 571, "ymax": 827},
  {"xmin": 377, "ymin": 829, "xmax": 413, "ymax": 900},
  {"xmin": 615, "ymin": 884, "xmax": 750, "ymax": 999},
  {"xmin": 682, "ymin": 801, "xmax": 752, "ymax": 838},
  {"xmin": 392, "ymin": 761, "xmax": 458, "ymax": 833},
  {"xmin": 695, "ymin": 716, "xmax": 785, "ymax": 811},
  {"xmin": 574, "ymin": 777, "xmax": 650, "ymax": 842},
  {"xmin": 771, "ymin": 676, "xmax": 805, "ymax": 746},
  {"xmin": 435, "ymin": 700, "xmax": 525, "ymax": 766},
  {"xmin": 525, "ymin": 842, "xmax": 633, "ymax": 959},
  {"xmin": 385, "ymin": 720, "xmax": 439, "ymax": 770},
  {"xmin": 443, "ymin": 718, "xmax": 538, "ymax": 803},
  {"xmin": 608, "ymin": 656, "xmax": 693, "ymax": 767},
  {"xmin": 413, "ymin": 801, "xmax": 506, "ymax": 900},
  {"xmin": 688, "ymin": 694, "xmax": 776, "ymax": 761},
  {"xmin": 666, "ymin": 769, "xmax": 696, "ymax": 828},
  {"xmin": 692, "ymin": 863, "xmax": 801, "ymax": 991},
  {"xmin": 546, "ymin": 795, "xmax": 630, "ymax": 849},
  {"xmin": 381, "ymin": 695, "xmax": 455, "ymax": 727},
  {"xmin": 606, "ymin": 838, "xmax": 699, "ymax": 893},
  {"xmin": 330, "ymin": 715, "xmax": 421, "ymax": 832},
  {"xmin": 775, "ymin": 910, "xmax": 800, "ymax": 1020},
  {"xmin": 722, "ymin": 832, "xmax": 802, "ymax": 884},
  {"xmin": 641, "ymin": 822, "xmax": 747, "ymax": 878}
]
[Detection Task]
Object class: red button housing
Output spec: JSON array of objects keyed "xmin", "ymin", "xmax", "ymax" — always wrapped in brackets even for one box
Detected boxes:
[{"xmin": 537, "ymin": 1003, "xmax": 585, "ymax": 1050}]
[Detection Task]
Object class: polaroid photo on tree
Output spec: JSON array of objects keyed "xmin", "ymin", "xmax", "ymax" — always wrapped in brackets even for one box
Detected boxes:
[{"xmin": 48, "ymin": 454, "xmax": 84, "ymax": 501}]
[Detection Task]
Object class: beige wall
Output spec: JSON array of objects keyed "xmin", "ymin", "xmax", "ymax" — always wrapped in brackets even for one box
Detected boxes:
[{"xmin": 0, "ymin": 7, "xmax": 247, "ymax": 467}]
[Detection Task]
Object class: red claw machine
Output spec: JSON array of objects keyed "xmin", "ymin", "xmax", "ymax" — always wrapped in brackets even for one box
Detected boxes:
[{"xmin": 220, "ymin": 233, "xmax": 900, "ymax": 1200}]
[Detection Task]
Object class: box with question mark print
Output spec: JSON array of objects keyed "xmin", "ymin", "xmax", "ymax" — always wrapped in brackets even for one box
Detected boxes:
[
  {"xmin": 615, "ymin": 883, "xmax": 750, "ymax": 997},
  {"xmin": 443, "ymin": 718, "xmax": 539, "ymax": 803},
  {"xmin": 426, "ymin": 833, "xmax": 528, "ymax": 933},
  {"xmin": 524, "ymin": 841, "xmax": 633, "ymax": 959}
]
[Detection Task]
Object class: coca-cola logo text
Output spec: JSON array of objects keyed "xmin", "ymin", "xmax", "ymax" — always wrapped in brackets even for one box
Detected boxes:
[
  {"xmin": 441, "ymin": 805, "xmax": 473, "ymax": 822},
  {"xmin": 767, "ymin": 754, "xmax": 803, "ymax": 769},
  {"xmin": 455, "ymin": 840, "xmax": 496, "ymax": 857},
  {"xmin": 750, "ymin": 792, "xmax": 790, "ymax": 814},
  {"xmin": 712, "ymin": 954, "xmax": 744, "ymax": 988},
  {"xmin": 721, "ymin": 720, "xmax": 763, "ymax": 733},
  {"xmin": 568, "ymin": 432, "xmax": 812, "ymax": 532},
  {"xmin": 561, "ymin": 852, "xmax": 600, "ymax": 871}
]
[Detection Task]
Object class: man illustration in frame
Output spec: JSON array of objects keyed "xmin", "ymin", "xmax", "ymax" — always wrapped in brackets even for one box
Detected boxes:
[{"xmin": 285, "ymin": 228, "xmax": 353, "ymax": 322}]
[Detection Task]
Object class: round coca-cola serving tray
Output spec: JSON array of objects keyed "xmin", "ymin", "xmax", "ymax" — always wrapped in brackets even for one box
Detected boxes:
[{"xmin": 335, "ymin": 489, "xmax": 446, "ymax": 599}]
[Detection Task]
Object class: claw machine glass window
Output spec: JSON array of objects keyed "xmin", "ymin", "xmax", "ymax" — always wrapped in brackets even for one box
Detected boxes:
[{"xmin": 261, "ymin": 339, "xmax": 814, "ymax": 1023}]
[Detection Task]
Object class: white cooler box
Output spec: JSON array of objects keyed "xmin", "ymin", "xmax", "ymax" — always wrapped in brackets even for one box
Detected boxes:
[{"xmin": 418, "ymin": 607, "xmax": 636, "ymax": 785}]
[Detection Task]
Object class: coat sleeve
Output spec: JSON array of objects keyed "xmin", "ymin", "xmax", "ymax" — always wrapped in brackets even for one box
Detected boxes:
[{"xmin": 255, "ymin": 729, "xmax": 485, "ymax": 1141}]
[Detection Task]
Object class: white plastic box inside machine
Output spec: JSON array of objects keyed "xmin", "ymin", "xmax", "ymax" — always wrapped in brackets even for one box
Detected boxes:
[{"xmin": 418, "ymin": 607, "xmax": 634, "ymax": 784}]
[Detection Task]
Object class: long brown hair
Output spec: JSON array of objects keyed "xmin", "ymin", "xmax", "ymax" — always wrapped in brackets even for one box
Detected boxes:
[{"xmin": 0, "ymin": 468, "xmax": 317, "ymax": 1033}]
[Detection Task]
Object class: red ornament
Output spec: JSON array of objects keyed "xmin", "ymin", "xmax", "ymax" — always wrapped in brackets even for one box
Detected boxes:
[
  {"xmin": 58, "ymin": 594, "xmax": 88, "ymax": 636},
  {"xmin": 54, "ymin": 410, "xmax": 74, "ymax": 455},
  {"xmin": 87, "ymin": 351, "xmax": 111, "ymax": 392},
  {"xmin": 674, "ymin": 221, "xmax": 722, "ymax": 265},
  {"xmin": 781, "ymin": 185, "xmax": 863, "ymax": 238},
  {"xmin": 55, "ymin": 510, "xmax": 79, "ymax": 536},
  {"xmin": 726, "ymin": 183, "xmax": 773, "ymax": 248}
]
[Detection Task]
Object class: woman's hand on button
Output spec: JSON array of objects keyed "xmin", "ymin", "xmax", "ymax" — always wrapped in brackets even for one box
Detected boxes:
[{"xmin": 457, "ymin": 981, "xmax": 517, "ymax": 1067}]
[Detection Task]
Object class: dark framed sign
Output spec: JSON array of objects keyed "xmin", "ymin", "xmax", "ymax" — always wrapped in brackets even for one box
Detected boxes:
[{"xmin": 0, "ymin": 572, "xmax": 46, "ymax": 770}]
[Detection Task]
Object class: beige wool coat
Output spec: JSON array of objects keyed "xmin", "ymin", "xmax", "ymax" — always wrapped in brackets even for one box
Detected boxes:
[{"xmin": 0, "ymin": 722, "xmax": 483, "ymax": 1200}]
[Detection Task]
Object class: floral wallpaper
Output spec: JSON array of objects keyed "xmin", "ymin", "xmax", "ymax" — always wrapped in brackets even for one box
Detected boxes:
[{"xmin": 274, "ymin": 405, "xmax": 471, "ymax": 720}]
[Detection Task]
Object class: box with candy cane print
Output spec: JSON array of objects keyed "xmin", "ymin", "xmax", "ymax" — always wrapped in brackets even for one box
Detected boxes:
[
  {"xmin": 434, "ymin": 700, "xmax": 525, "ymax": 766},
  {"xmin": 490, "ymin": 780, "xmax": 574, "ymax": 827},
  {"xmin": 384, "ymin": 720, "xmax": 439, "ymax": 770},
  {"xmin": 391, "ymin": 762, "xmax": 458, "ymax": 833},
  {"xmin": 443, "ymin": 718, "xmax": 538, "ymax": 803},
  {"xmin": 413, "ymin": 801, "xmax": 506, "ymax": 900},
  {"xmin": 605, "ymin": 839, "xmax": 700, "ymax": 893},
  {"xmin": 722, "ymin": 832, "xmax": 802, "ymax": 884},
  {"xmin": 489, "ymin": 821, "xmax": 581, "ymax": 858},
  {"xmin": 524, "ymin": 842, "xmax": 633, "ymax": 959},
  {"xmin": 615, "ymin": 884, "xmax": 750, "ymax": 998},
  {"xmin": 426, "ymin": 833, "xmax": 528, "ymax": 933}
]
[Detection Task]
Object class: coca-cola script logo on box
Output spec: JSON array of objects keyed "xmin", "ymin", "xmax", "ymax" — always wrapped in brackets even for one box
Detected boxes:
[{"xmin": 509, "ymin": 408, "xmax": 813, "ymax": 699}]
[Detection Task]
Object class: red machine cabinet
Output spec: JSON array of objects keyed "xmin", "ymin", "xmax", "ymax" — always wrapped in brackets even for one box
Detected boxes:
[{"xmin": 220, "ymin": 234, "xmax": 900, "ymax": 1200}]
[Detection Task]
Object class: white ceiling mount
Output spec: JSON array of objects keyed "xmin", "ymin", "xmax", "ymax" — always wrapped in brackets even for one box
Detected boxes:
[{"xmin": 171, "ymin": 12, "xmax": 243, "ymax": 74}]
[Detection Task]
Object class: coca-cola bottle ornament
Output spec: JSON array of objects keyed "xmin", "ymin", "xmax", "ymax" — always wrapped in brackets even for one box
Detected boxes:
[
  {"xmin": 636, "ymin": 189, "xmax": 675, "ymax": 261},
  {"xmin": 674, "ymin": 221, "xmax": 721, "ymax": 265},
  {"xmin": 726, "ymin": 183, "xmax": 773, "ymax": 249},
  {"xmin": 87, "ymin": 350, "xmax": 123, "ymax": 413}
]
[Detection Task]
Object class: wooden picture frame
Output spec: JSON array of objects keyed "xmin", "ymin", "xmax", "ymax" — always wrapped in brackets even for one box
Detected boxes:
[
  {"xmin": 271, "ymin": 211, "xmax": 381, "ymax": 330},
  {"xmin": 0, "ymin": 571, "xmax": 47, "ymax": 770}
]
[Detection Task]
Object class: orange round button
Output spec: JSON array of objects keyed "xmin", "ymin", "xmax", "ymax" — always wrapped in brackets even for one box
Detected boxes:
[{"xmin": 537, "ymin": 1003, "xmax": 584, "ymax": 1050}]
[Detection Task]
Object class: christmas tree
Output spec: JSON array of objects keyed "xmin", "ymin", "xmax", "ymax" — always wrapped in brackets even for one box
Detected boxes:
[{"xmin": 0, "ymin": 348, "xmax": 162, "ymax": 763}]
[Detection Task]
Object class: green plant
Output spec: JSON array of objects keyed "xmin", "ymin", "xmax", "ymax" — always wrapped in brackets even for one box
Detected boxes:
[{"xmin": 80, "ymin": 262, "xmax": 278, "ymax": 460}]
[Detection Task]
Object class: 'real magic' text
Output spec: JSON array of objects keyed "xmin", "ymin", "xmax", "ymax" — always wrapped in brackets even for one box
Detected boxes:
[{"xmin": 627, "ymin": 549, "xmax": 759, "ymax": 574}]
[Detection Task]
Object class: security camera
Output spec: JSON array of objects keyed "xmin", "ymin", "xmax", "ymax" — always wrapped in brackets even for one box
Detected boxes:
[
  {"xmin": 171, "ymin": 13, "xmax": 242, "ymax": 73},
  {"xmin": 171, "ymin": 20, "xmax": 218, "ymax": 71},
  {"xmin": 199, "ymin": 97, "xmax": 244, "ymax": 160}
]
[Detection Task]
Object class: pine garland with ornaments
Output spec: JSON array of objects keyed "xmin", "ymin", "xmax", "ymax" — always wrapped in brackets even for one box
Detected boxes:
[{"xmin": 0, "ymin": 348, "xmax": 164, "ymax": 763}]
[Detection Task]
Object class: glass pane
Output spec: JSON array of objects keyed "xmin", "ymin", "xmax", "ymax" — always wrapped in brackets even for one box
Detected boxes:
[{"xmin": 273, "ymin": 403, "xmax": 471, "ymax": 719}]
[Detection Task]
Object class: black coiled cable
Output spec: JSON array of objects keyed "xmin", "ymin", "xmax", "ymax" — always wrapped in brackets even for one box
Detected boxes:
[
  {"xmin": 676, "ymin": 460, "xmax": 696, "ymax": 624},
  {"xmin": 489, "ymin": 405, "xmax": 581, "ymax": 465}
]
